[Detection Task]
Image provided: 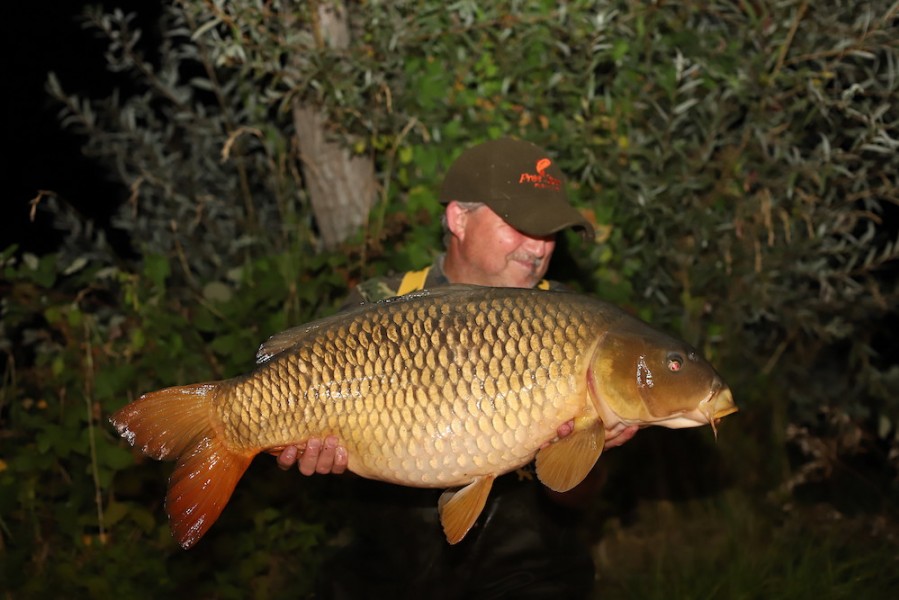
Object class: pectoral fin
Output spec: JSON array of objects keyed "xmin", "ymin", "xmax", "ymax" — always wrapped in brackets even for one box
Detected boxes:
[
  {"xmin": 535, "ymin": 418, "xmax": 605, "ymax": 492},
  {"xmin": 438, "ymin": 475, "xmax": 495, "ymax": 544}
]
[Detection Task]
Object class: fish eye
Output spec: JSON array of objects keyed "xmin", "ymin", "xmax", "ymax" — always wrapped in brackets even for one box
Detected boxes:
[{"xmin": 667, "ymin": 353, "xmax": 684, "ymax": 372}]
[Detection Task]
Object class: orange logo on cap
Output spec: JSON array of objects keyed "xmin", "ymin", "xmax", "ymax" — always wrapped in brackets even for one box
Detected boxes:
[{"xmin": 519, "ymin": 158, "xmax": 562, "ymax": 191}]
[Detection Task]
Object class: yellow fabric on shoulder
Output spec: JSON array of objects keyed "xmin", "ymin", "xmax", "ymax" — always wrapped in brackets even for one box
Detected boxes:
[
  {"xmin": 398, "ymin": 265, "xmax": 550, "ymax": 294},
  {"xmin": 397, "ymin": 266, "xmax": 432, "ymax": 295}
]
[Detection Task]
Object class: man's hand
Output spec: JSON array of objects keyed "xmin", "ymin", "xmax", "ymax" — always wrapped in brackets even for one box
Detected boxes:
[
  {"xmin": 540, "ymin": 420, "xmax": 638, "ymax": 449},
  {"xmin": 276, "ymin": 436, "xmax": 348, "ymax": 476},
  {"xmin": 604, "ymin": 423, "xmax": 639, "ymax": 449}
]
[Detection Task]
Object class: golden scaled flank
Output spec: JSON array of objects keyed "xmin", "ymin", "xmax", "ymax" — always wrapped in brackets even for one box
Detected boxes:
[{"xmin": 216, "ymin": 293, "xmax": 595, "ymax": 487}]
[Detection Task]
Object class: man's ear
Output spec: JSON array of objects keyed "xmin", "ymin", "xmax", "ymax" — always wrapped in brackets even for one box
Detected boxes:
[{"xmin": 444, "ymin": 201, "xmax": 469, "ymax": 242}]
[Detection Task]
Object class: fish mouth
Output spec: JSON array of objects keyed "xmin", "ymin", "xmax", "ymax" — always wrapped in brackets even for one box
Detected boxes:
[
  {"xmin": 637, "ymin": 383, "xmax": 737, "ymax": 433},
  {"xmin": 699, "ymin": 384, "xmax": 738, "ymax": 439}
]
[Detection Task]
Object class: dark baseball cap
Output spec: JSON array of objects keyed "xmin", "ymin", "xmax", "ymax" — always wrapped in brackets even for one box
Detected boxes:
[{"xmin": 438, "ymin": 137, "xmax": 595, "ymax": 239}]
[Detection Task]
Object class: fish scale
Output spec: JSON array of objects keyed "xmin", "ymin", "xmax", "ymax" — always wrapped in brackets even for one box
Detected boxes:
[
  {"xmin": 110, "ymin": 285, "xmax": 736, "ymax": 548},
  {"xmin": 217, "ymin": 290, "xmax": 593, "ymax": 486}
]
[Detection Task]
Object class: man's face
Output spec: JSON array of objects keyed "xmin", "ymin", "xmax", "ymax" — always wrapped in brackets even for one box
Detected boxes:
[{"xmin": 445, "ymin": 203, "xmax": 556, "ymax": 288}]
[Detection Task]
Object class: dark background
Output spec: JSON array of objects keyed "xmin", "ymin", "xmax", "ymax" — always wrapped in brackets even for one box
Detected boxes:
[{"xmin": 3, "ymin": 1, "xmax": 161, "ymax": 257}]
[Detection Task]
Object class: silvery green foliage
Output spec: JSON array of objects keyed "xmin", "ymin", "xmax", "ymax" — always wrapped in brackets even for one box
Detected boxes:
[
  {"xmin": 31, "ymin": 193, "xmax": 116, "ymax": 271},
  {"xmin": 47, "ymin": 5, "xmax": 304, "ymax": 284}
]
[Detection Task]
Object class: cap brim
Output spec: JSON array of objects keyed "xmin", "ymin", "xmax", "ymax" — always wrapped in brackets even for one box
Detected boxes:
[{"xmin": 495, "ymin": 201, "xmax": 595, "ymax": 241}]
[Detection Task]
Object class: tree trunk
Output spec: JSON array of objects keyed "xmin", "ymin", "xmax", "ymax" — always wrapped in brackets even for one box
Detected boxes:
[{"xmin": 293, "ymin": 1, "xmax": 376, "ymax": 249}]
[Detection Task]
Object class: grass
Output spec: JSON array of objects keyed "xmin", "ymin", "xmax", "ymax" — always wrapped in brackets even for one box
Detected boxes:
[{"xmin": 591, "ymin": 490, "xmax": 898, "ymax": 600}]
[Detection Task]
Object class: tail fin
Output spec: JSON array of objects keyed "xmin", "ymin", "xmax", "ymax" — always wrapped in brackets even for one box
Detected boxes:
[{"xmin": 110, "ymin": 383, "xmax": 254, "ymax": 549}]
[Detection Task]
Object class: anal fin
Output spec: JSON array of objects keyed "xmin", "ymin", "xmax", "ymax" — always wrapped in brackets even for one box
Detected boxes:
[
  {"xmin": 535, "ymin": 418, "xmax": 605, "ymax": 492},
  {"xmin": 438, "ymin": 475, "xmax": 495, "ymax": 544}
]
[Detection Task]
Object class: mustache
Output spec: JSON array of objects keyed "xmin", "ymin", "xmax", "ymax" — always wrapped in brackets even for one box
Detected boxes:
[{"xmin": 509, "ymin": 251, "xmax": 545, "ymax": 273}]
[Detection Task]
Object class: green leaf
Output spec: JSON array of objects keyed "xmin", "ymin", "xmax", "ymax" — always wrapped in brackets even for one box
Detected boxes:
[
  {"xmin": 142, "ymin": 255, "xmax": 170, "ymax": 290},
  {"xmin": 96, "ymin": 440, "xmax": 136, "ymax": 471}
]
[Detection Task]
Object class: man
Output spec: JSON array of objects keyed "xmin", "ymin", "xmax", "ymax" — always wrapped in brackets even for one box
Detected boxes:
[{"xmin": 279, "ymin": 138, "xmax": 637, "ymax": 597}]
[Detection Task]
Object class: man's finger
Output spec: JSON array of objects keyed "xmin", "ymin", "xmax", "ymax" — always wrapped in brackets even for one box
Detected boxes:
[
  {"xmin": 298, "ymin": 438, "xmax": 322, "ymax": 476},
  {"xmin": 332, "ymin": 446, "xmax": 348, "ymax": 474},
  {"xmin": 314, "ymin": 436, "xmax": 339, "ymax": 474},
  {"xmin": 556, "ymin": 419, "xmax": 575, "ymax": 438},
  {"xmin": 604, "ymin": 425, "xmax": 639, "ymax": 449},
  {"xmin": 277, "ymin": 445, "xmax": 298, "ymax": 471}
]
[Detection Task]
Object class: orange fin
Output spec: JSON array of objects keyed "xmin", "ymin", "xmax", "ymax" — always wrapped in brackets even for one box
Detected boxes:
[
  {"xmin": 110, "ymin": 383, "xmax": 253, "ymax": 549},
  {"xmin": 166, "ymin": 432, "xmax": 252, "ymax": 548},
  {"xmin": 535, "ymin": 418, "xmax": 605, "ymax": 492},
  {"xmin": 438, "ymin": 475, "xmax": 495, "ymax": 544}
]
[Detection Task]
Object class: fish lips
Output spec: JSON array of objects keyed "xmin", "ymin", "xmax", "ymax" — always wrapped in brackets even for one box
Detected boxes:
[
  {"xmin": 650, "ymin": 384, "xmax": 738, "ymax": 432},
  {"xmin": 601, "ymin": 381, "xmax": 738, "ymax": 431}
]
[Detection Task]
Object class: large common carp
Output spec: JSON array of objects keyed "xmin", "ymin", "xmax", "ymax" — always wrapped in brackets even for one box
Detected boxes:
[{"xmin": 110, "ymin": 285, "xmax": 736, "ymax": 549}]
